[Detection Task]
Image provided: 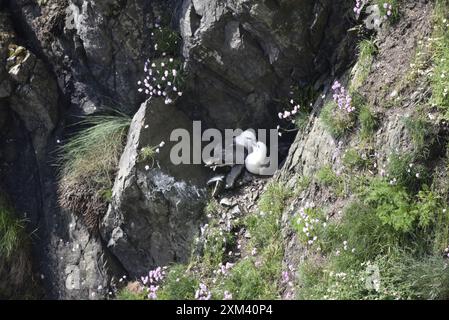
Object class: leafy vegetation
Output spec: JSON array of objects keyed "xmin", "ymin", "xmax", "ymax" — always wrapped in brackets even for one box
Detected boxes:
[
  {"xmin": 297, "ymin": 167, "xmax": 449, "ymax": 300},
  {"xmin": 342, "ymin": 148, "xmax": 371, "ymax": 170},
  {"xmin": 0, "ymin": 196, "xmax": 26, "ymax": 260},
  {"xmin": 0, "ymin": 195, "xmax": 35, "ymax": 299}
]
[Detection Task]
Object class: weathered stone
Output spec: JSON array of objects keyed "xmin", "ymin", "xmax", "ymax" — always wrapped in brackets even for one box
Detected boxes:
[
  {"xmin": 101, "ymin": 98, "xmax": 209, "ymax": 277},
  {"xmin": 179, "ymin": 0, "xmax": 353, "ymax": 129},
  {"xmin": 9, "ymin": 51, "xmax": 59, "ymax": 162}
]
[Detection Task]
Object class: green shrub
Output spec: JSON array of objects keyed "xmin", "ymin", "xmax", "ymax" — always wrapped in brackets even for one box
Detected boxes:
[
  {"xmin": 364, "ymin": 179, "xmax": 415, "ymax": 232},
  {"xmin": 297, "ymin": 173, "xmax": 449, "ymax": 300}
]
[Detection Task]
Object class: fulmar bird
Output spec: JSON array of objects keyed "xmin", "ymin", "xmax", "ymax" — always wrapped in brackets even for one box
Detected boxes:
[
  {"xmin": 245, "ymin": 141, "xmax": 271, "ymax": 175},
  {"xmin": 206, "ymin": 130, "xmax": 257, "ymax": 196}
]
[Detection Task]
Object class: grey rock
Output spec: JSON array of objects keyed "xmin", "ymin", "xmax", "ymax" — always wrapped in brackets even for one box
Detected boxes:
[
  {"xmin": 8, "ymin": 51, "xmax": 59, "ymax": 163},
  {"xmin": 219, "ymin": 197, "xmax": 235, "ymax": 208},
  {"xmin": 179, "ymin": 0, "xmax": 353, "ymax": 129},
  {"xmin": 101, "ymin": 98, "xmax": 209, "ymax": 277}
]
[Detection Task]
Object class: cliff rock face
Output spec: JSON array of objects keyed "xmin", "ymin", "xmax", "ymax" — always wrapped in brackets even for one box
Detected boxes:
[
  {"xmin": 101, "ymin": 98, "xmax": 209, "ymax": 277},
  {"xmin": 179, "ymin": 0, "xmax": 353, "ymax": 129},
  {"xmin": 1, "ymin": 0, "xmax": 354, "ymax": 298}
]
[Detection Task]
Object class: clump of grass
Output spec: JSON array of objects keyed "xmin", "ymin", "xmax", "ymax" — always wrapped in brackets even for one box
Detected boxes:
[
  {"xmin": 387, "ymin": 153, "xmax": 430, "ymax": 193},
  {"xmin": 223, "ymin": 182, "xmax": 291, "ymax": 299},
  {"xmin": 0, "ymin": 195, "xmax": 35, "ymax": 299},
  {"xmin": 342, "ymin": 148, "xmax": 371, "ymax": 170},
  {"xmin": 430, "ymin": 0, "xmax": 449, "ymax": 115},
  {"xmin": 223, "ymin": 255, "xmax": 280, "ymax": 300},
  {"xmin": 351, "ymin": 39, "xmax": 377, "ymax": 90},
  {"xmin": 358, "ymin": 105, "xmax": 378, "ymax": 140},
  {"xmin": 58, "ymin": 111, "xmax": 131, "ymax": 233},
  {"xmin": 201, "ymin": 222, "xmax": 235, "ymax": 268},
  {"xmin": 116, "ymin": 283, "xmax": 147, "ymax": 300},
  {"xmin": 158, "ymin": 265, "xmax": 199, "ymax": 300},
  {"xmin": 204, "ymin": 198, "xmax": 220, "ymax": 216},
  {"xmin": 315, "ymin": 165, "xmax": 345, "ymax": 196},
  {"xmin": 404, "ymin": 116, "xmax": 437, "ymax": 158},
  {"xmin": 138, "ymin": 146, "xmax": 156, "ymax": 163},
  {"xmin": 295, "ymin": 175, "xmax": 311, "ymax": 195},
  {"xmin": 246, "ymin": 182, "xmax": 292, "ymax": 248},
  {"xmin": 0, "ymin": 196, "xmax": 26, "ymax": 260},
  {"xmin": 292, "ymin": 85, "xmax": 318, "ymax": 130},
  {"xmin": 320, "ymin": 101, "xmax": 357, "ymax": 138},
  {"xmin": 59, "ymin": 112, "xmax": 131, "ymax": 186}
]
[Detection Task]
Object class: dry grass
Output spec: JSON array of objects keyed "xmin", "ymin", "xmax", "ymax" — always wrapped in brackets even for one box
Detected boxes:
[{"xmin": 57, "ymin": 111, "xmax": 131, "ymax": 234}]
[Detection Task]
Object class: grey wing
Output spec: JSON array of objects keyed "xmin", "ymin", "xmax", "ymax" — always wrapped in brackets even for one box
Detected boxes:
[{"xmin": 225, "ymin": 164, "xmax": 244, "ymax": 189}]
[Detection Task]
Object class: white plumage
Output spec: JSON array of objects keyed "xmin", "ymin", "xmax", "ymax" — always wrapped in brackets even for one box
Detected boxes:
[{"xmin": 245, "ymin": 141, "xmax": 269, "ymax": 175}]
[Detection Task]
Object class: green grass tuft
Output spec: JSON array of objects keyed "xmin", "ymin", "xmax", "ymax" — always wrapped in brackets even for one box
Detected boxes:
[
  {"xmin": 158, "ymin": 265, "xmax": 199, "ymax": 300},
  {"xmin": 59, "ymin": 111, "xmax": 131, "ymax": 188},
  {"xmin": 351, "ymin": 39, "xmax": 377, "ymax": 90},
  {"xmin": 315, "ymin": 165, "xmax": 345, "ymax": 196},
  {"xmin": 0, "ymin": 196, "xmax": 26, "ymax": 260},
  {"xmin": 404, "ymin": 116, "xmax": 437, "ymax": 159},
  {"xmin": 358, "ymin": 105, "xmax": 378, "ymax": 140}
]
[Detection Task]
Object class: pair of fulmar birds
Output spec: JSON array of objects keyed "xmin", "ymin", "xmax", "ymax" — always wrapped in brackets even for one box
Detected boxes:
[{"xmin": 204, "ymin": 130, "xmax": 271, "ymax": 197}]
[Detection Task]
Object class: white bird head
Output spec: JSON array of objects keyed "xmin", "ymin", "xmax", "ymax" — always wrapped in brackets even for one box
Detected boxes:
[
  {"xmin": 255, "ymin": 141, "xmax": 267, "ymax": 153},
  {"xmin": 235, "ymin": 129, "xmax": 257, "ymax": 150}
]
